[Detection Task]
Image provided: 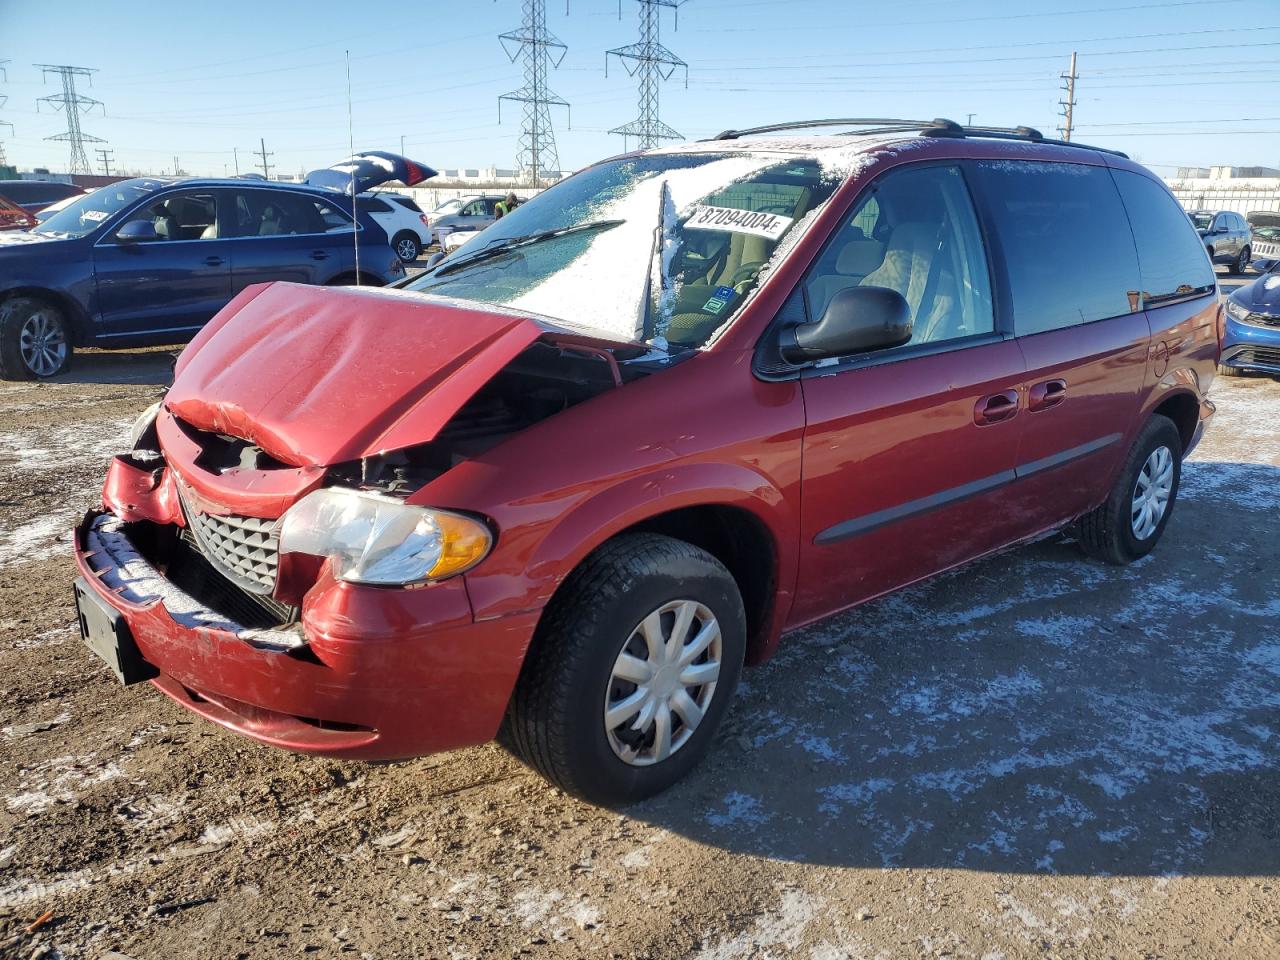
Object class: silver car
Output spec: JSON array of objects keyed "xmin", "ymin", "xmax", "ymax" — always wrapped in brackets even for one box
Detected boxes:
[{"xmin": 425, "ymin": 195, "xmax": 503, "ymax": 247}]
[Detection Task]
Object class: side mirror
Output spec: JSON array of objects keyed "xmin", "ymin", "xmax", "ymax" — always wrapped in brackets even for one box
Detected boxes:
[
  {"xmin": 116, "ymin": 220, "xmax": 159, "ymax": 243},
  {"xmin": 780, "ymin": 285, "xmax": 913, "ymax": 364},
  {"xmin": 426, "ymin": 251, "xmax": 445, "ymax": 269}
]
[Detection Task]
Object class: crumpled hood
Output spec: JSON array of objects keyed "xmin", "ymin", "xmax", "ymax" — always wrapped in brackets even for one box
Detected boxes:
[
  {"xmin": 0, "ymin": 230, "xmax": 60, "ymax": 247},
  {"xmin": 166, "ymin": 282, "xmax": 622, "ymax": 467}
]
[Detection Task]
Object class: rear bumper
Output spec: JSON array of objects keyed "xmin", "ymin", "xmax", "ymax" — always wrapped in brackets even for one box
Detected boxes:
[{"xmin": 75, "ymin": 511, "xmax": 538, "ymax": 760}]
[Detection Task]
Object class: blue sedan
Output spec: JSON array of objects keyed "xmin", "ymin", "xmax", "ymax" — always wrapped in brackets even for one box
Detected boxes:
[
  {"xmin": 0, "ymin": 176, "xmax": 407, "ymax": 379},
  {"xmin": 1221, "ymin": 265, "xmax": 1280, "ymax": 378}
]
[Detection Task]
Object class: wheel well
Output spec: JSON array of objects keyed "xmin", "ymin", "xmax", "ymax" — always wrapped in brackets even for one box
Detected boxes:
[
  {"xmin": 1, "ymin": 286, "xmax": 91, "ymax": 345},
  {"xmin": 613, "ymin": 505, "xmax": 777, "ymax": 663},
  {"xmin": 1153, "ymin": 392, "xmax": 1199, "ymax": 452}
]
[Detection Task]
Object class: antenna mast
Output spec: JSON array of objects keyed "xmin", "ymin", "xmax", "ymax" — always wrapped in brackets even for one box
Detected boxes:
[
  {"xmin": 35, "ymin": 64, "xmax": 105, "ymax": 174},
  {"xmin": 607, "ymin": 0, "xmax": 689, "ymax": 150},
  {"xmin": 498, "ymin": 0, "xmax": 570, "ymax": 186}
]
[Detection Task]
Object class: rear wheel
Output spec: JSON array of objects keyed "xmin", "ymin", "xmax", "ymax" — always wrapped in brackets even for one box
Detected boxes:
[
  {"xmin": 391, "ymin": 231, "xmax": 421, "ymax": 263},
  {"xmin": 0, "ymin": 296, "xmax": 72, "ymax": 380},
  {"xmin": 1077, "ymin": 415, "xmax": 1181, "ymax": 565},
  {"xmin": 1231, "ymin": 245, "xmax": 1251, "ymax": 275},
  {"xmin": 505, "ymin": 533, "xmax": 746, "ymax": 805}
]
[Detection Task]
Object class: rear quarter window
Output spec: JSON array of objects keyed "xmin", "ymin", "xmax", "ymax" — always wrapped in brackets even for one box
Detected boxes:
[
  {"xmin": 1112, "ymin": 171, "xmax": 1215, "ymax": 302},
  {"xmin": 972, "ymin": 160, "xmax": 1141, "ymax": 335}
]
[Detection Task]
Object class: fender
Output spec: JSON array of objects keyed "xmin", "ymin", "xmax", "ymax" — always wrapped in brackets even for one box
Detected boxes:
[{"xmin": 464, "ymin": 459, "xmax": 800, "ymax": 654}]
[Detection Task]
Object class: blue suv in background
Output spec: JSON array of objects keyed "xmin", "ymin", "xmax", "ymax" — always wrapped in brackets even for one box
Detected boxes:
[{"xmin": 0, "ymin": 176, "xmax": 406, "ymax": 379}]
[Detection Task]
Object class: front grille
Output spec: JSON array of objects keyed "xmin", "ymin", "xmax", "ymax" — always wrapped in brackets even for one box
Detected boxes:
[
  {"xmin": 1230, "ymin": 346, "xmax": 1280, "ymax": 370},
  {"xmin": 170, "ymin": 532, "xmax": 296, "ymax": 628},
  {"xmin": 1244, "ymin": 312, "xmax": 1280, "ymax": 327},
  {"xmin": 179, "ymin": 490, "xmax": 281, "ymax": 595}
]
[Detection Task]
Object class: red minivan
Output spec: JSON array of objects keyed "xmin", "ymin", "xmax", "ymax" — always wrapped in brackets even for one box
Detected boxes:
[{"xmin": 74, "ymin": 119, "xmax": 1219, "ymax": 804}]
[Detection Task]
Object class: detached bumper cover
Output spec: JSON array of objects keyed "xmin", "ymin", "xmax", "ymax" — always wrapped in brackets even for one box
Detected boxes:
[
  {"xmin": 75, "ymin": 511, "xmax": 539, "ymax": 760},
  {"xmin": 1222, "ymin": 314, "xmax": 1280, "ymax": 374}
]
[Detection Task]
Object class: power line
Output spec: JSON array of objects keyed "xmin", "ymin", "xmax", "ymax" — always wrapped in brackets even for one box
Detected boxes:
[
  {"xmin": 607, "ymin": 0, "xmax": 689, "ymax": 149},
  {"xmin": 498, "ymin": 0, "xmax": 570, "ymax": 184},
  {"xmin": 1059, "ymin": 51, "xmax": 1079, "ymax": 142},
  {"xmin": 35, "ymin": 64, "xmax": 105, "ymax": 174}
]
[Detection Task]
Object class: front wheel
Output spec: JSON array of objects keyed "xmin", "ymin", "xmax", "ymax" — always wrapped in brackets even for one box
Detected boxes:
[
  {"xmin": 391, "ymin": 231, "xmax": 421, "ymax": 263},
  {"xmin": 505, "ymin": 533, "xmax": 746, "ymax": 805},
  {"xmin": 1076, "ymin": 415, "xmax": 1182, "ymax": 565},
  {"xmin": 0, "ymin": 296, "xmax": 72, "ymax": 380},
  {"xmin": 1231, "ymin": 245, "xmax": 1251, "ymax": 275}
]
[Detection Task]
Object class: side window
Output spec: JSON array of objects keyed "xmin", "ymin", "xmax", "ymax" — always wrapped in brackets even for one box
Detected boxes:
[
  {"xmin": 360, "ymin": 197, "xmax": 392, "ymax": 214},
  {"xmin": 120, "ymin": 191, "xmax": 218, "ymax": 241},
  {"xmin": 971, "ymin": 160, "xmax": 1141, "ymax": 336},
  {"xmin": 1112, "ymin": 170, "xmax": 1216, "ymax": 302},
  {"xmin": 461, "ymin": 200, "xmax": 487, "ymax": 217},
  {"xmin": 312, "ymin": 199, "xmax": 355, "ymax": 233},
  {"xmin": 803, "ymin": 164, "xmax": 994, "ymax": 348},
  {"xmin": 224, "ymin": 190, "xmax": 351, "ymax": 237}
]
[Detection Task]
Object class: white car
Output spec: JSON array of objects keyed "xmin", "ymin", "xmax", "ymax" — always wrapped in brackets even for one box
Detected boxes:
[{"xmin": 361, "ymin": 191, "xmax": 432, "ymax": 262}]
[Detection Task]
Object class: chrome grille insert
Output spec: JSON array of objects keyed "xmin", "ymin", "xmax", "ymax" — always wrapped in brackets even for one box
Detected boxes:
[{"xmin": 179, "ymin": 490, "xmax": 281, "ymax": 595}]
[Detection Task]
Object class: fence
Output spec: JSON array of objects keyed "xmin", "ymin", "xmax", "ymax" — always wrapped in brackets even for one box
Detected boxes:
[{"xmin": 1165, "ymin": 178, "xmax": 1280, "ymax": 216}]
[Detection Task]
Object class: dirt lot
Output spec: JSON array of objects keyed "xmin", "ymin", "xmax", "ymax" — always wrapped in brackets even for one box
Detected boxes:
[{"xmin": 1, "ymin": 311, "xmax": 1277, "ymax": 959}]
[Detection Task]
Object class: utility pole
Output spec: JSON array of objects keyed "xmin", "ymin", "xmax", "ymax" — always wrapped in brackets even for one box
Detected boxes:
[
  {"xmin": 256, "ymin": 138, "xmax": 273, "ymax": 180},
  {"xmin": 173, "ymin": 155, "xmax": 181, "ymax": 176},
  {"xmin": 607, "ymin": 0, "xmax": 689, "ymax": 150},
  {"xmin": 1058, "ymin": 51, "xmax": 1078, "ymax": 143},
  {"xmin": 498, "ymin": 0, "xmax": 570, "ymax": 186},
  {"xmin": 35, "ymin": 64, "xmax": 105, "ymax": 174},
  {"xmin": 966, "ymin": 113, "xmax": 976, "ymax": 126},
  {"xmin": 0, "ymin": 60, "xmax": 12, "ymax": 167},
  {"xmin": 233, "ymin": 146, "xmax": 240, "ymax": 176},
  {"xmin": 95, "ymin": 148, "xmax": 113, "ymax": 176}
]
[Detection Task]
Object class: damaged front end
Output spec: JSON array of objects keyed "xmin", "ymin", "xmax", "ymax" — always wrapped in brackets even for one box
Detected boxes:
[{"xmin": 73, "ymin": 282, "xmax": 663, "ymax": 755}]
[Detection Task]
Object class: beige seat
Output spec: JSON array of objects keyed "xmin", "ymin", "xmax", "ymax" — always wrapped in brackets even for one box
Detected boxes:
[{"xmin": 859, "ymin": 221, "xmax": 959, "ymax": 343}]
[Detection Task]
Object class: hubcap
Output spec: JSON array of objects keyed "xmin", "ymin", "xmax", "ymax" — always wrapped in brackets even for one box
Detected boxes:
[
  {"xmin": 603, "ymin": 599, "xmax": 722, "ymax": 767},
  {"xmin": 1131, "ymin": 445, "xmax": 1173, "ymax": 540},
  {"xmin": 397, "ymin": 238, "xmax": 417, "ymax": 260},
  {"xmin": 18, "ymin": 310, "xmax": 67, "ymax": 377}
]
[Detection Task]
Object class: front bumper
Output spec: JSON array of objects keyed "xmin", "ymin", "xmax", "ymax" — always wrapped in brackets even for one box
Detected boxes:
[
  {"xmin": 75, "ymin": 509, "xmax": 538, "ymax": 760},
  {"xmin": 1222, "ymin": 312, "xmax": 1280, "ymax": 375}
]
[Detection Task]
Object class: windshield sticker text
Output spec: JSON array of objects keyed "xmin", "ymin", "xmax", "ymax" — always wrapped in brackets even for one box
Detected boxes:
[{"xmin": 685, "ymin": 205, "xmax": 793, "ymax": 241}]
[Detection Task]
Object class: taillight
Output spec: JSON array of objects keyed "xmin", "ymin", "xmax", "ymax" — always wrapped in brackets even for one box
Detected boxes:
[{"xmin": 420, "ymin": 214, "xmax": 431, "ymax": 226}]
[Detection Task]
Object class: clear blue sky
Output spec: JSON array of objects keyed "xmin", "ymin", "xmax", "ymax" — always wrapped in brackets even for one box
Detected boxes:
[{"xmin": 2, "ymin": 0, "xmax": 1278, "ymax": 177}]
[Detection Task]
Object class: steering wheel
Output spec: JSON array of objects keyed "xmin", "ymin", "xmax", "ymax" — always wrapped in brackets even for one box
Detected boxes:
[{"xmin": 730, "ymin": 261, "xmax": 767, "ymax": 291}]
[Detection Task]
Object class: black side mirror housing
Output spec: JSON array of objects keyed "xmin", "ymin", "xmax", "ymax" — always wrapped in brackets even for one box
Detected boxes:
[
  {"xmin": 425, "ymin": 251, "xmax": 445, "ymax": 269},
  {"xmin": 780, "ymin": 285, "xmax": 913, "ymax": 365},
  {"xmin": 116, "ymin": 220, "xmax": 159, "ymax": 243}
]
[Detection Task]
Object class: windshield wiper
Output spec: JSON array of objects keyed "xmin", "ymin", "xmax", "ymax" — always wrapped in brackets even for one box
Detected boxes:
[{"xmin": 431, "ymin": 219, "xmax": 625, "ymax": 277}]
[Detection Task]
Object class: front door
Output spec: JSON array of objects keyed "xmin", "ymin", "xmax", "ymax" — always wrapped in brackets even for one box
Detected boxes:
[
  {"xmin": 791, "ymin": 163, "xmax": 1028, "ymax": 626},
  {"xmin": 93, "ymin": 189, "xmax": 231, "ymax": 341}
]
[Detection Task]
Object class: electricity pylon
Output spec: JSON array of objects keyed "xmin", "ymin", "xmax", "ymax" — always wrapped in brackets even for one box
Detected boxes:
[
  {"xmin": 498, "ymin": 0, "xmax": 570, "ymax": 185},
  {"xmin": 35, "ymin": 64, "xmax": 105, "ymax": 174},
  {"xmin": 607, "ymin": 0, "xmax": 689, "ymax": 150}
]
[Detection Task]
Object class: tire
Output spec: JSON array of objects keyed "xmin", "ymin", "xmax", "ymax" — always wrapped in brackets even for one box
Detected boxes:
[
  {"xmin": 0, "ymin": 295, "xmax": 72, "ymax": 380},
  {"xmin": 391, "ymin": 231, "xmax": 421, "ymax": 263},
  {"xmin": 1231, "ymin": 245, "xmax": 1251, "ymax": 275},
  {"xmin": 504, "ymin": 533, "xmax": 746, "ymax": 805},
  {"xmin": 1077, "ymin": 415, "xmax": 1182, "ymax": 565}
]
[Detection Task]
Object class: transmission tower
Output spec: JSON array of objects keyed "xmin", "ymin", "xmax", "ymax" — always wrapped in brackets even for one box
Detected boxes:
[
  {"xmin": 607, "ymin": 0, "xmax": 689, "ymax": 150},
  {"xmin": 498, "ymin": 0, "xmax": 570, "ymax": 185},
  {"xmin": 35, "ymin": 64, "xmax": 105, "ymax": 174},
  {"xmin": 1058, "ymin": 51, "xmax": 1078, "ymax": 143},
  {"xmin": 0, "ymin": 61, "xmax": 12, "ymax": 167}
]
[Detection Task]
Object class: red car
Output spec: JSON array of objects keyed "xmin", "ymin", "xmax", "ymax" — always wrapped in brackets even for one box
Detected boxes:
[
  {"xmin": 74, "ymin": 119, "xmax": 1219, "ymax": 804},
  {"xmin": 0, "ymin": 194, "xmax": 38, "ymax": 232}
]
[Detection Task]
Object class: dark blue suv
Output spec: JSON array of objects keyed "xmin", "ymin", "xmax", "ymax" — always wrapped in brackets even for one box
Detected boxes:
[{"xmin": 0, "ymin": 177, "xmax": 405, "ymax": 379}]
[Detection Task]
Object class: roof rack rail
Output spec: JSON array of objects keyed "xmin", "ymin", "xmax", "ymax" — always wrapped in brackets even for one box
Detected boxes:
[{"xmin": 707, "ymin": 116, "xmax": 1128, "ymax": 159}]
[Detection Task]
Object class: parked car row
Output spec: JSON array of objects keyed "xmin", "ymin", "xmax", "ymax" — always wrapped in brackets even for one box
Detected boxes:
[
  {"xmin": 0, "ymin": 152, "xmax": 437, "ymax": 379},
  {"xmin": 72, "ymin": 118, "xmax": 1223, "ymax": 804}
]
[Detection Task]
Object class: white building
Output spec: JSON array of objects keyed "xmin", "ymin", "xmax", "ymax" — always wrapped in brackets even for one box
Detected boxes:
[{"xmin": 1164, "ymin": 166, "xmax": 1280, "ymax": 217}]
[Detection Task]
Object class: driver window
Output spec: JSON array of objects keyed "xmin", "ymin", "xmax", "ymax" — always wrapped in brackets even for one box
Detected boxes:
[
  {"xmin": 803, "ymin": 164, "xmax": 994, "ymax": 347},
  {"xmin": 461, "ymin": 200, "xmax": 487, "ymax": 217},
  {"xmin": 122, "ymin": 192, "xmax": 218, "ymax": 241}
]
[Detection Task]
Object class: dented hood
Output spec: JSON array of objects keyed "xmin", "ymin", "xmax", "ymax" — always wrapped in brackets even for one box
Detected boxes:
[{"xmin": 166, "ymin": 282, "xmax": 624, "ymax": 467}]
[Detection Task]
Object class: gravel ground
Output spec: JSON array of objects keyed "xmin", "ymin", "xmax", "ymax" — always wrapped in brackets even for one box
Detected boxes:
[{"xmin": 0, "ymin": 317, "xmax": 1277, "ymax": 959}]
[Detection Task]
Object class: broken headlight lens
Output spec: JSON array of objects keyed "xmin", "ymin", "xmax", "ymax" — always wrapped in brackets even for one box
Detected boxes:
[{"xmin": 278, "ymin": 488, "xmax": 492, "ymax": 586}]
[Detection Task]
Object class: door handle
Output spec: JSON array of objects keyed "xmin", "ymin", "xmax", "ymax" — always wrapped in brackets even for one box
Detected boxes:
[
  {"xmin": 975, "ymin": 390, "xmax": 1019, "ymax": 425},
  {"xmin": 203, "ymin": 256, "xmax": 225, "ymax": 267},
  {"xmin": 311, "ymin": 250, "xmax": 329, "ymax": 261},
  {"xmin": 1028, "ymin": 379, "xmax": 1067, "ymax": 411}
]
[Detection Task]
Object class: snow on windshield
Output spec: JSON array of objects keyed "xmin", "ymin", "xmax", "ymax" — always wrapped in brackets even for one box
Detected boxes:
[{"xmin": 506, "ymin": 154, "xmax": 789, "ymax": 343}]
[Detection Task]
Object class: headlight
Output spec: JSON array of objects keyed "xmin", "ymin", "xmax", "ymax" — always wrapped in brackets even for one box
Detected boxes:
[
  {"xmin": 129, "ymin": 401, "xmax": 162, "ymax": 450},
  {"xmin": 278, "ymin": 488, "xmax": 492, "ymax": 586},
  {"xmin": 1225, "ymin": 299, "xmax": 1248, "ymax": 321}
]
